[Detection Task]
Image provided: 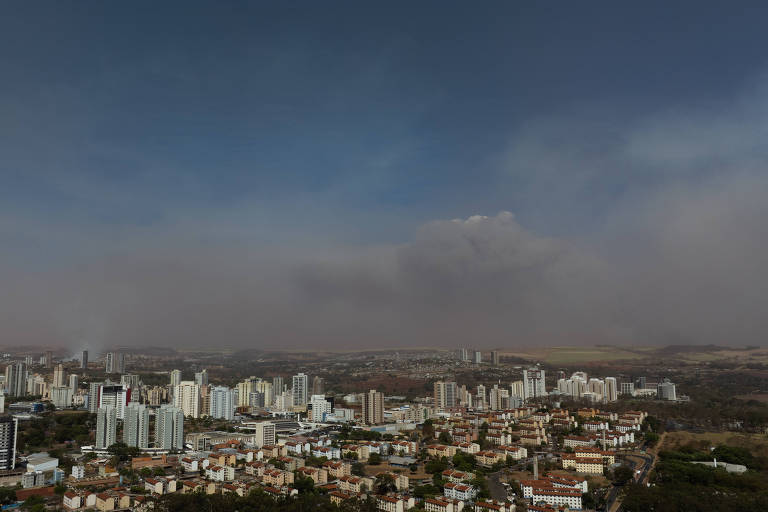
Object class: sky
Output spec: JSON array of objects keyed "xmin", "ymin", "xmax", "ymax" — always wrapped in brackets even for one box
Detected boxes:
[{"xmin": 1, "ymin": 2, "xmax": 768, "ymax": 351}]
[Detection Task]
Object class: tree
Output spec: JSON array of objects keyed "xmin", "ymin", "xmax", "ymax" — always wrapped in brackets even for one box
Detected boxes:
[
  {"xmin": 368, "ymin": 453, "xmax": 382, "ymax": 465},
  {"xmin": 422, "ymin": 420, "xmax": 434, "ymax": 440},
  {"xmin": 582, "ymin": 492, "xmax": 596, "ymax": 509},
  {"xmin": 21, "ymin": 495, "xmax": 45, "ymax": 512},
  {"xmin": 425, "ymin": 457, "xmax": 449, "ymax": 474},
  {"xmin": 413, "ymin": 483, "xmax": 441, "ymax": 498},
  {"xmin": 293, "ymin": 475, "xmax": 316, "ymax": 494},
  {"xmin": 351, "ymin": 462, "xmax": 366, "ymax": 476},
  {"xmin": 375, "ymin": 473, "xmax": 396, "ymax": 494},
  {"xmin": 612, "ymin": 465, "xmax": 634, "ymax": 486},
  {"xmin": 0, "ymin": 487, "xmax": 16, "ymax": 505},
  {"xmin": 438, "ymin": 431, "xmax": 453, "ymax": 444}
]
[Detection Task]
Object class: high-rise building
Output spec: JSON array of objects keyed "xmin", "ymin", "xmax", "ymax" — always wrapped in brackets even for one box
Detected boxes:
[
  {"xmin": 309, "ymin": 394, "xmax": 332, "ymax": 422},
  {"xmin": 250, "ymin": 422, "xmax": 275, "ymax": 448},
  {"xmin": 53, "ymin": 364, "xmax": 66, "ymax": 388},
  {"xmin": 209, "ymin": 386, "xmax": 235, "ymax": 420},
  {"xmin": 459, "ymin": 348, "xmax": 469, "ymax": 361},
  {"xmin": 361, "ymin": 389, "xmax": 384, "ymax": 425},
  {"xmin": 88, "ymin": 381, "xmax": 102, "ymax": 413},
  {"xmin": 657, "ymin": 379, "xmax": 677, "ymax": 401},
  {"xmin": 620, "ymin": 382, "xmax": 635, "ymax": 396},
  {"xmin": 173, "ymin": 381, "xmax": 201, "ymax": 418},
  {"xmin": 434, "ymin": 381, "xmax": 458, "ymax": 408},
  {"xmin": 50, "ymin": 386, "xmax": 72, "ymax": 408},
  {"xmin": 249, "ymin": 391, "xmax": 266, "ymax": 408},
  {"xmin": 489, "ymin": 385, "xmax": 510, "ymax": 410},
  {"xmin": 510, "ymin": 380, "xmax": 525, "ymax": 399},
  {"xmin": 69, "ymin": 374, "xmax": 79, "ymax": 394},
  {"xmin": 99, "ymin": 384, "xmax": 130, "ymax": 420},
  {"xmin": 146, "ymin": 386, "xmax": 166, "ymax": 406},
  {"xmin": 557, "ymin": 373, "xmax": 588, "ymax": 399},
  {"xmin": 26, "ymin": 374, "xmax": 47, "ymax": 397},
  {"xmin": 236, "ymin": 377, "xmax": 260, "ymax": 408},
  {"xmin": 121, "ymin": 374, "xmax": 141, "ymax": 391},
  {"xmin": 95, "ymin": 406, "xmax": 117, "ymax": 449},
  {"xmin": 5, "ymin": 363, "xmax": 28, "ymax": 397},
  {"xmin": 311, "ymin": 376, "xmax": 325, "ymax": 396},
  {"xmin": 605, "ymin": 377, "xmax": 618, "ymax": 402},
  {"xmin": 45, "ymin": 350, "xmax": 53, "ymax": 369},
  {"xmin": 522, "ymin": 368, "xmax": 547, "ymax": 400},
  {"xmin": 272, "ymin": 376, "xmax": 284, "ymax": 395},
  {"xmin": 292, "ymin": 373, "xmax": 308, "ymax": 407},
  {"xmin": 476, "ymin": 384, "xmax": 487, "ymax": 410},
  {"xmin": 155, "ymin": 405, "xmax": 184, "ymax": 450},
  {"xmin": 458, "ymin": 385, "xmax": 473, "ymax": 407},
  {"xmin": 636, "ymin": 376, "xmax": 647, "ymax": 390},
  {"xmin": 0, "ymin": 416, "xmax": 18, "ymax": 470},
  {"xmin": 194, "ymin": 369, "xmax": 208, "ymax": 387},
  {"xmin": 80, "ymin": 350, "xmax": 88, "ymax": 369},
  {"xmin": 105, "ymin": 352, "xmax": 125, "ymax": 374},
  {"xmin": 123, "ymin": 402, "xmax": 149, "ymax": 448},
  {"xmin": 169, "ymin": 370, "xmax": 182, "ymax": 387},
  {"xmin": 199, "ymin": 385, "xmax": 211, "ymax": 417},
  {"xmin": 588, "ymin": 378, "xmax": 606, "ymax": 401},
  {"xmin": 256, "ymin": 380, "xmax": 273, "ymax": 407},
  {"xmin": 491, "ymin": 350, "xmax": 500, "ymax": 366}
]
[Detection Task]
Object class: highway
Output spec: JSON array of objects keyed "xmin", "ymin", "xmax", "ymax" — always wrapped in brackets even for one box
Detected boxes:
[{"xmin": 604, "ymin": 450, "xmax": 654, "ymax": 512}]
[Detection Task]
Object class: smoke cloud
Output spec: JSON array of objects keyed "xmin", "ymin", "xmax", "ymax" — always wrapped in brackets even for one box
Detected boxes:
[{"xmin": 2, "ymin": 82, "xmax": 768, "ymax": 350}]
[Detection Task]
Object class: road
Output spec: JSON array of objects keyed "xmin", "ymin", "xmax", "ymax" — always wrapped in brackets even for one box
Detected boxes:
[
  {"xmin": 605, "ymin": 450, "xmax": 655, "ymax": 512},
  {"xmin": 486, "ymin": 471, "xmax": 508, "ymax": 501}
]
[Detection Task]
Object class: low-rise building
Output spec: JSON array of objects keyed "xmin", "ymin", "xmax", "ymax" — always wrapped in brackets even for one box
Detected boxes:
[
  {"xmin": 444, "ymin": 482, "xmax": 477, "ymax": 501},
  {"xmin": 425, "ymin": 497, "xmax": 465, "ymax": 512},
  {"xmin": 376, "ymin": 494, "xmax": 415, "ymax": 512}
]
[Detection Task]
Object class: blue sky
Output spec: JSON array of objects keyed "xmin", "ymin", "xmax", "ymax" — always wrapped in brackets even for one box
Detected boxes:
[{"xmin": 1, "ymin": 2, "xmax": 768, "ymax": 349}]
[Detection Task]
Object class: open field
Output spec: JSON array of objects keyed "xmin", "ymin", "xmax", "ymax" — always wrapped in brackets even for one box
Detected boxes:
[
  {"xmin": 500, "ymin": 344, "xmax": 768, "ymax": 366},
  {"xmin": 504, "ymin": 346, "xmax": 655, "ymax": 365},
  {"xmin": 363, "ymin": 462, "xmax": 429, "ymax": 480},
  {"xmin": 736, "ymin": 394, "xmax": 768, "ymax": 403},
  {"xmin": 660, "ymin": 431, "xmax": 768, "ymax": 458}
]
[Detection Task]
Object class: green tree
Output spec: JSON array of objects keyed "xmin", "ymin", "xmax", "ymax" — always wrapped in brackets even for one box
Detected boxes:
[
  {"xmin": 375, "ymin": 473, "xmax": 396, "ymax": 494},
  {"xmin": 0, "ymin": 487, "xmax": 16, "ymax": 505},
  {"xmin": 612, "ymin": 465, "xmax": 634, "ymax": 485},
  {"xmin": 421, "ymin": 420, "xmax": 434, "ymax": 440}
]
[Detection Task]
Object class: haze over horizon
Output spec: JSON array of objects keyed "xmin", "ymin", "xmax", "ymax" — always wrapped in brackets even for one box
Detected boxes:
[{"xmin": 2, "ymin": 2, "xmax": 767, "ymax": 350}]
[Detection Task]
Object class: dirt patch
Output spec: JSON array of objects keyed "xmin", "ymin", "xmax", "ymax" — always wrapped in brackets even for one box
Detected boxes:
[
  {"xmin": 660, "ymin": 431, "xmax": 768, "ymax": 458},
  {"xmin": 364, "ymin": 462, "xmax": 430, "ymax": 480}
]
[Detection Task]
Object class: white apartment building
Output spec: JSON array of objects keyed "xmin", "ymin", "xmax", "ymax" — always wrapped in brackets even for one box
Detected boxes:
[
  {"xmin": 292, "ymin": 373, "xmax": 308, "ymax": 407},
  {"xmin": 123, "ymin": 402, "xmax": 150, "ymax": 448},
  {"xmin": 310, "ymin": 394, "xmax": 332, "ymax": 422},
  {"xmin": 156, "ymin": 405, "xmax": 184, "ymax": 450},
  {"xmin": 209, "ymin": 386, "xmax": 235, "ymax": 420},
  {"xmin": 522, "ymin": 368, "xmax": 546, "ymax": 400},
  {"xmin": 95, "ymin": 405, "xmax": 117, "ymax": 449},
  {"xmin": 173, "ymin": 381, "xmax": 201, "ymax": 418}
]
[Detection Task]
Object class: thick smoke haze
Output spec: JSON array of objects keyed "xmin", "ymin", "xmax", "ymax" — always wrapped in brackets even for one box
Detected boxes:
[{"xmin": 2, "ymin": 73, "xmax": 768, "ymax": 350}]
